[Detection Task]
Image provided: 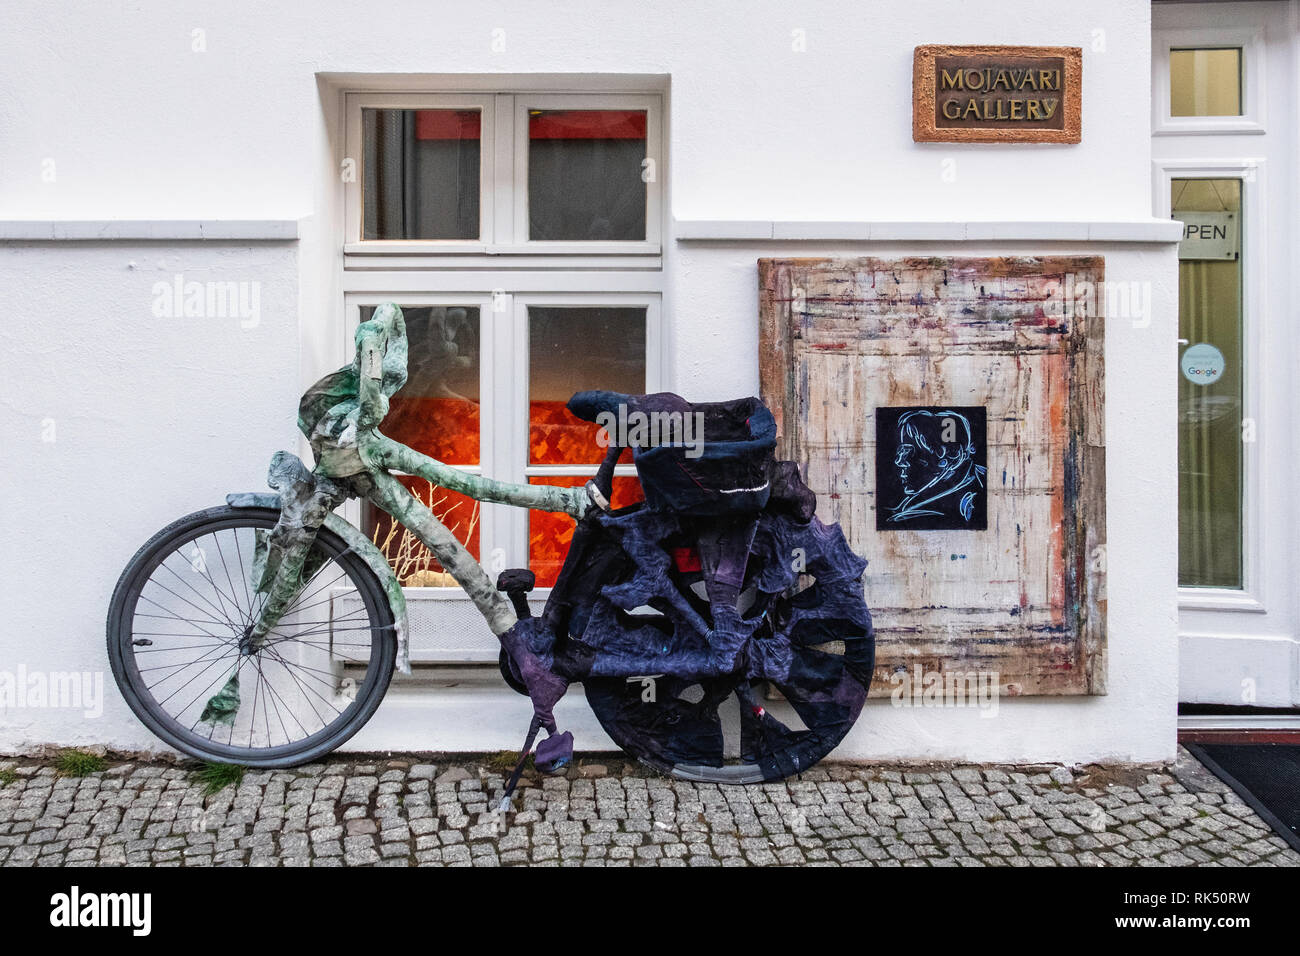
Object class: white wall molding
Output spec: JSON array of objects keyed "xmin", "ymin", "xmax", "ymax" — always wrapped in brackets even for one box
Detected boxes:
[
  {"xmin": 675, "ymin": 219, "xmax": 1185, "ymax": 244},
  {"xmin": 1178, "ymin": 714, "xmax": 1300, "ymax": 731},
  {"xmin": 0, "ymin": 220, "xmax": 300, "ymax": 242}
]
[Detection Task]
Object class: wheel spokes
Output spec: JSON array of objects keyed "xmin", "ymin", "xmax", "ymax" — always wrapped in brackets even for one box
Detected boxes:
[{"xmin": 125, "ymin": 519, "xmax": 383, "ymax": 755}]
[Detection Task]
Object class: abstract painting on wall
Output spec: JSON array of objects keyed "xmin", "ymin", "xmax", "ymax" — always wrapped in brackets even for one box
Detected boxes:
[{"xmin": 759, "ymin": 256, "xmax": 1106, "ymax": 696}]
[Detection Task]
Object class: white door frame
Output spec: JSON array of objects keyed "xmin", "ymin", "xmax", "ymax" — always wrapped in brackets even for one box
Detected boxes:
[{"xmin": 1152, "ymin": 0, "xmax": 1299, "ymax": 710}]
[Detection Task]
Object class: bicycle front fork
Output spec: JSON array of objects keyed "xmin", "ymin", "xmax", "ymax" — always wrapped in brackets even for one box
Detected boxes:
[{"xmin": 242, "ymin": 451, "xmax": 348, "ymax": 653}]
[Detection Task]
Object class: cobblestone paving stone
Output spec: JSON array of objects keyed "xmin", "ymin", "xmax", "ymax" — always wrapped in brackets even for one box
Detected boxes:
[{"xmin": 0, "ymin": 746, "xmax": 1295, "ymax": 867}]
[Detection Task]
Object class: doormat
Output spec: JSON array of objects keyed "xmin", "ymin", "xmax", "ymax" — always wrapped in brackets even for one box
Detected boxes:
[{"xmin": 1185, "ymin": 743, "xmax": 1300, "ymax": 853}]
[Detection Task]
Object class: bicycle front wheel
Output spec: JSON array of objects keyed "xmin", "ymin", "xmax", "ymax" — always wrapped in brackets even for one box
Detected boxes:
[{"xmin": 107, "ymin": 506, "xmax": 396, "ymax": 767}]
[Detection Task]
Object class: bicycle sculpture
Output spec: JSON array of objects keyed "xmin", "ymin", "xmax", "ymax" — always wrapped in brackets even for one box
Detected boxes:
[{"xmin": 109, "ymin": 303, "xmax": 874, "ymax": 805}]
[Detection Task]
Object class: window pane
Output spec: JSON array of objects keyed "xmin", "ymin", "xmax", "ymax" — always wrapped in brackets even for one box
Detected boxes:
[
  {"xmin": 361, "ymin": 305, "xmax": 481, "ymax": 464},
  {"xmin": 363, "ymin": 478, "xmax": 481, "ymax": 585},
  {"xmin": 529, "ymin": 306, "xmax": 646, "ymax": 464},
  {"xmin": 360, "ymin": 304, "xmax": 482, "ymax": 585},
  {"xmin": 362, "ymin": 109, "xmax": 481, "ymax": 239},
  {"xmin": 528, "ymin": 110, "xmax": 647, "ymax": 241},
  {"xmin": 1170, "ymin": 48, "xmax": 1242, "ymax": 117},
  {"xmin": 1174, "ymin": 178, "xmax": 1243, "ymax": 588},
  {"xmin": 528, "ymin": 475, "xmax": 644, "ymax": 587}
]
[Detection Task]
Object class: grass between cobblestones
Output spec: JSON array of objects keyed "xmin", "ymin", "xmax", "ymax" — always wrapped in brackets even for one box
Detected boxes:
[
  {"xmin": 53, "ymin": 750, "xmax": 107, "ymax": 778},
  {"xmin": 194, "ymin": 763, "xmax": 246, "ymax": 797}
]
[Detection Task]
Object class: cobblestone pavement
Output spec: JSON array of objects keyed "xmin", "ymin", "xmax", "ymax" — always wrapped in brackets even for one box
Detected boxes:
[{"xmin": 0, "ymin": 746, "xmax": 1296, "ymax": 867}]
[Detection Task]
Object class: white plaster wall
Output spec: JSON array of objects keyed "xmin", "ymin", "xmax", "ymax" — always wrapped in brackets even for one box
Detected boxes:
[
  {"xmin": 0, "ymin": 0, "xmax": 1178, "ymax": 762},
  {"xmin": 0, "ymin": 242, "xmax": 301, "ymax": 752},
  {"xmin": 1, "ymin": 0, "xmax": 1151, "ymax": 222}
]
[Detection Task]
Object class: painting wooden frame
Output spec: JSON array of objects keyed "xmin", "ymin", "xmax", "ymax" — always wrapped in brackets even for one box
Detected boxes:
[{"xmin": 759, "ymin": 256, "xmax": 1106, "ymax": 696}]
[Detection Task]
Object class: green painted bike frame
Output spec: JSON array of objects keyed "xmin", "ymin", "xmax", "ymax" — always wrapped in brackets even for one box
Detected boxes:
[
  {"xmin": 223, "ymin": 302, "xmax": 590, "ymax": 688},
  {"xmin": 227, "ymin": 491, "xmax": 413, "ymax": 673}
]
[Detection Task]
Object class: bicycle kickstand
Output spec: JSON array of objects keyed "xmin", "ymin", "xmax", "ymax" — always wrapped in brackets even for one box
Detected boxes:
[{"xmin": 496, "ymin": 716, "xmax": 547, "ymax": 814}]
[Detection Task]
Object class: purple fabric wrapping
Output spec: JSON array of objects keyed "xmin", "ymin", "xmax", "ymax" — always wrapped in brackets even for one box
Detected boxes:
[
  {"xmin": 496, "ymin": 396, "xmax": 874, "ymax": 783},
  {"xmin": 502, "ymin": 504, "xmax": 871, "ymax": 693},
  {"xmin": 497, "ymin": 624, "xmax": 566, "ymax": 733},
  {"xmin": 566, "ymin": 390, "xmax": 777, "ymax": 515},
  {"xmin": 535, "ymin": 731, "xmax": 574, "ymax": 772}
]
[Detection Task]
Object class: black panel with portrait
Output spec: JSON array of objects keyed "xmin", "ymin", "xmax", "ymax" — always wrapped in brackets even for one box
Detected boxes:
[{"xmin": 876, "ymin": 406, "xmax": 988, "ymax": 531}]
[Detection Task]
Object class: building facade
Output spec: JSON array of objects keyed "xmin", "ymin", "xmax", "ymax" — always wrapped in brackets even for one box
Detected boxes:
[{"xmin": 1, "ymin": 0, "xmax": 1295, "ymax": 765}]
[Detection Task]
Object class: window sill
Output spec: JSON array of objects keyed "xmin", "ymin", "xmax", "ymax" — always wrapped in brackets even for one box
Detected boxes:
[
  {"xmin": 343, "ymin": 241, "xmax": 660, "ymax": 256},
  {"xmin": 673, "ymin": 219, "xmax": 1185, "ymax": 244},
  {"xmin": 0, "ymin": 219, "xmax": 300, "ymax": 241},
  {"xmin": 1179, "ymin": 587, "xmax": 1267, "ymax": 614},
  {"xmin": 1152, "ymin": 119, "xmax": 1266, "ymax": 136}
]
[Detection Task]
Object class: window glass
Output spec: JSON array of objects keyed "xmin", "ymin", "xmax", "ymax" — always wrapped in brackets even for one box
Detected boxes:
[
  {"xmin": 527, "ymin": 304, "xmax": 647, "ymax": 586},
  {"xmin": 1170, "ymin": 48, "xmax": 1242, "ymax": 116},
  {"xmin": 529, "ymin": 475, "xmax": 644, "ymax": 587},
  {"xmin": 364, "ymin": 305, "xmax": 481, "ymax": 464},
  {"xmin": 364, "ymin": 480, "xmax": 482, "ymax": 586},
  {"xmin": 527, "ymin": 110, "xmax": 647, "ymax": 240},
  {"xmin": 359, "ymin": 304, "xmax": 482, "ymax": 584},
  {"xmin": 528, "ymin": 306, "xmax": 646, "ymax": 464},
  {"xmin": 362, "ymin": 109, "xmax": 481, "ymax": 239},
  {"xmin": 1174, "ymin": 178, "xmax": 1243, "ymax": 588}
]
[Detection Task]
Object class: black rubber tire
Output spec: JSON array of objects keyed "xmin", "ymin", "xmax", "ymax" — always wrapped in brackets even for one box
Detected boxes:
[{"xmin": 107, "ymin": 506, "xmax": 396, "ymax": 767}]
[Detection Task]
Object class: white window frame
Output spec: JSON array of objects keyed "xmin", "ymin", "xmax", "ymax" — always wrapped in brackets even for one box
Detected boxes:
[
  {"xmin": 509, "ymin": 93, "xmax": 662, "ymax": 255},
  {"xmin": 344, "ymin": 90, "xmax": 662, "ymax": 256},
  {"xmin": 1153, "ymin": 157, "xmax": 1267, "ymax": 613},
  {"xmin": 503, "ymin": 292, "xmax": 664, "ymax": 574},
  {"xmin": 344, "ymin": 93, "xmax": 497, "ymax": 254},
  {"xmin": 334, "ymin": 81, "xmax": 667, "ymax": 661},
  {"xmin": 339, "ymin": 288, "xmax": 663, "ymax": 579},
  {"xmin": 339, "ymin": 290, "xmax": 661, "ymax": 664},
  {"xmin": 1152, "ymin": 26, "xmax": 1267, "ymax": 136}
]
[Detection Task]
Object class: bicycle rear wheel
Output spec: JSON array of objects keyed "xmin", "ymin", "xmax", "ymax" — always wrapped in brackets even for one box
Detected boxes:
[
  {"xmin": 583, "ymin": 638, "xmax": 873, "ymax": 785},
  {"xmin": 107, "ymin": 506, "xmax": 395, "ymax": 767},
  {"xmin": 579, "ymin": 513, "xmax": 874, "ymax": 784}
]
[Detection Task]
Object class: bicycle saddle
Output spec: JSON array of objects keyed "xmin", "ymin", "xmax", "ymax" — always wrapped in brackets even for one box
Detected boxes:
[
  {"xmin": 568, "ymin": 389, "xmax": 777, "ymax": 516},
  {"xmin": 568, "ymin": 390, "xmax": 774, "ymax": 445}
]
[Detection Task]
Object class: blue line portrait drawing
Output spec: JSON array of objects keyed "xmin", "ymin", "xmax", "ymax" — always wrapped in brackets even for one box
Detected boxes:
[{"xmin": 876, "ymin": 406, "xmax": 988, "ymax": 531}]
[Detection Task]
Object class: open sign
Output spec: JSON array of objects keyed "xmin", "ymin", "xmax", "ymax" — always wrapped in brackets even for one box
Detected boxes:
[{"xmin": 1176, "ymin": 211, "xmax": 1239, "ymax": 261}]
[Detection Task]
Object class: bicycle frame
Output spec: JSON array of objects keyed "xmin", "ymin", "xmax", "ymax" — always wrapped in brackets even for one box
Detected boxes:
[
  {"xmin": 226, "ymin": 303, "xmax": 598, "ymax": 682},
  {"xmin": 229, "ymin": 440, "xmax": 590, "ymax": 676}
]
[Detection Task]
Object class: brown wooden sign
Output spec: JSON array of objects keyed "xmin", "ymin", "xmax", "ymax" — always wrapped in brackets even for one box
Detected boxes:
[{"xmin": 913, "ymin": 44, "xmax": 1082, "ymax": 143}]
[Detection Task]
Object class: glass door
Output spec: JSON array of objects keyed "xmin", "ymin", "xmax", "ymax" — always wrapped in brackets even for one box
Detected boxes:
[
  {"xmin": 1173, "ymin": 177, "xmax": 1242, "ymax": 590},
  {"xmin": 1153, "ymin": 0, "xmax": 1297, "ymax": 712}
]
